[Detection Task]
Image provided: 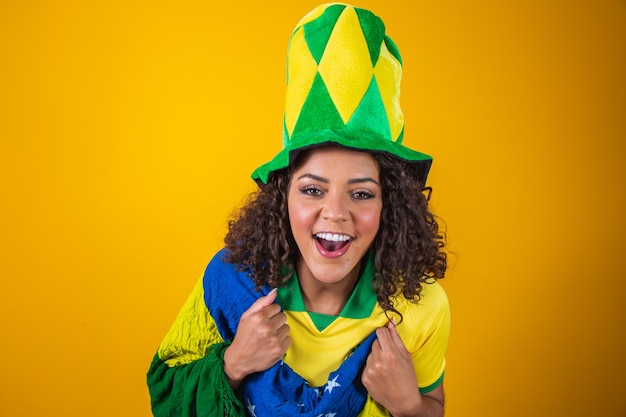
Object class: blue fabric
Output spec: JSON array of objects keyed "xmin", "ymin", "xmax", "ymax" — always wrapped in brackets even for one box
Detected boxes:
[{"xmin": 203, "ymin": 249, "xmax": 376, "ymax": 417}]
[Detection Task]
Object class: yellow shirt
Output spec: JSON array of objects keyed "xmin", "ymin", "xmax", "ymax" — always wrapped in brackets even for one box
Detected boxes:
[{"xmin": 277, "ymin": 255, "xmax": 450, "ymax": 398}]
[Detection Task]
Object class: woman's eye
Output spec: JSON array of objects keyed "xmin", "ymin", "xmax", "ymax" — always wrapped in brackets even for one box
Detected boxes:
[
  {"xmin": 353, "ymin": 190, "xmax": 375, "ymax": 200},
  {"xmin": 300, "ymin": 186, "xmax": 322, "ymax": 196}
]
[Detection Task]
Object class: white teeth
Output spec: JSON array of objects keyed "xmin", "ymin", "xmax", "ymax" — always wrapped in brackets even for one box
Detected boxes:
[{"xmin": 315, "ymin": 232, "xmax": 351, "ymax": 242}]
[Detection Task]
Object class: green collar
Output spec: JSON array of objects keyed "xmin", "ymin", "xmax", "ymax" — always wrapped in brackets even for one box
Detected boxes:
[{"xmin": 277, "ymin": 254, "xmax": 378, "ymax": 330}]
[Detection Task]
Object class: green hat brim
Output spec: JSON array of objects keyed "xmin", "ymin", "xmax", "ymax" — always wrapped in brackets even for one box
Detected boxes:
[{"xmin": 251, "ymin": 128, "xmax": 432, "ymax": 185}]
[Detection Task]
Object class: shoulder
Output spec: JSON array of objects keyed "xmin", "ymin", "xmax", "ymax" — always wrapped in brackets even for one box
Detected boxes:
[
  {"xmin": 394, "ymin": 281, "xmax": 450, "ymax": 346},
  {"xmin": 205, "ymin": 248, "xmax": 233, "ymax": 272},
  {"xmin": 396, "ymin": 280, "xmax": 449, "ymax": 316},
  {"xmin": 201, "ymin": 248, "xmax": 270, "ymax": 338},
  {"xmin": 203, "ymin": 249, "xmax": 248, "ymax": 286},
  {"xmin": 202, "ymin": 248, "xmax": 273, "ymax": 303},
  {"xmin": 202, "ymin": 249, "xmax": 256, "ymax": 303},
  {"xmin": 416, "ymin": 280, "xmax": 449, "ymax": 313}
]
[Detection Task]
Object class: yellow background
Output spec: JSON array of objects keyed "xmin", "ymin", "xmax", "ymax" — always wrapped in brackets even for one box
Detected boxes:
[{"xmin": 1, "ymin": 0, "xmax": 625, "ymax": 416}]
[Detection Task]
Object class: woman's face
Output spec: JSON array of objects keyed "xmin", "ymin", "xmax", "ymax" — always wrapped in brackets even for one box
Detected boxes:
[{"xmin": 288, "ymin": 146, "xmax": 382, "ymax": 286}]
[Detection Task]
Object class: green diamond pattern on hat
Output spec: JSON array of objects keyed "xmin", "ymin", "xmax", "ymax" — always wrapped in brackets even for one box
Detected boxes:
[
  {"xmin": 251, "ymin": 3, "xmax": 433, "ymax": 185},
  {"xmin": 354, "ymin": 7, "xmax": 385, "ymax": 67},
  {"xmin": 291, "ymin": 73, "xmax": 345, "ymax": 140},
  {"xmin": 283, "ymin": 25, "xmax": 318, "ymax": 145},
  {"xmin": 303, "ymin": 3, "xmax": 346, "ymax": 64},
  {"xmin": 347, "ymin": 78, "xmax": 391, "ymax": 141}
]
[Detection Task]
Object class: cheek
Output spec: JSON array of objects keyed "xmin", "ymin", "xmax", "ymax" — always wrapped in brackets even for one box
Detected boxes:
[
  {"xmin": 288, "ymin": 201, "xmax": 313, "ymax": 238},
  {"xmin": 356, "ymin": 206, "xmax": 382, "ymax": 236}
]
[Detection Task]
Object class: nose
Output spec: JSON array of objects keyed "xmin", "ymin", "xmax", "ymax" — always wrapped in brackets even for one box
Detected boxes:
[{"xmin": 322, "ymin": 192, "xmax": 348, "ymax": 222}]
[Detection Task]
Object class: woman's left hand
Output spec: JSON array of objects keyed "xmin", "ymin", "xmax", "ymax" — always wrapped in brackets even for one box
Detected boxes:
[{"xmin": 361, "ymin": 321, "xmax": 423, "ymax": 416}]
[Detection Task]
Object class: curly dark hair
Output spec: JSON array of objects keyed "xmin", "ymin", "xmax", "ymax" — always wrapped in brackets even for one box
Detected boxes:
[{"xmin": 224, "ymin": 148, "xmax": 447, "ymax": 315}]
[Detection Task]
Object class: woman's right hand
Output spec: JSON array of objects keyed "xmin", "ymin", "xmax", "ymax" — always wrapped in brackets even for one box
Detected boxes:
[{"xmin": 223, "ymin": 288, "xmax": 291, "ymax": 389}]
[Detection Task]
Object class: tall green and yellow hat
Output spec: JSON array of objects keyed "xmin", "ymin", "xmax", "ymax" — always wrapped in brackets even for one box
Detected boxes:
[{"xmin": 251, "ymin": 3, "xmax": 433, "ymax": 184}]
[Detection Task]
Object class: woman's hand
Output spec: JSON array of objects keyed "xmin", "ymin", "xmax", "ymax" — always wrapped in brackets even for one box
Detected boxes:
[
  {"xmin": 223, "ymin": 289, "xmax": 291, "ymax": 389},
  {"xmin": 362, "ymin": 321, "xmax": 444, "ymax": 417}
]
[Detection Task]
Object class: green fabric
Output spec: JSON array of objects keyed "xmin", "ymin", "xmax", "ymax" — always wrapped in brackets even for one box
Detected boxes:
[
  {"xmin": 252, "ymin": 127, "xmax": 432, "ymax": 185},
  {"xmin": 303, "ymin": 3, "xmax": 345, "ymax": 64},
  {"xmin": 147, "ymin": 342, "xmax": 245, "ymax": 417},
  {"xmin": 341, "ymin": 255, "xmax": 378, "ymax": 318},
  {"xmin": 347, "ymin": 78, "xmax": 391, "ymax": 141},
  {"xmin": 277, "ymin": 254, "xmax": 378, "ymax": 331},
  {"xmin": 354, "ymin": 7, "xmax": 385, "ymax": 67},
  {"xmin": 291, "ymin": 73, "xmax": 344, "ymax": 139},
  {"xmin": 383, "ymin": 34, "xmax": 402, "ymax": 65},
  {"xmin": 419, "ymin": 371, "xmax": 445, "ymax": 394},
  {"xmin": 307, "ymin": 311, "xmax": 338, "ymax": 332}
]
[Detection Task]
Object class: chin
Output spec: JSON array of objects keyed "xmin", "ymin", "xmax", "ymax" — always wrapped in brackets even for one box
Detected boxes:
[{"xmin": 308, "ymin": 258, "xmax": 360, "ymax": 284}]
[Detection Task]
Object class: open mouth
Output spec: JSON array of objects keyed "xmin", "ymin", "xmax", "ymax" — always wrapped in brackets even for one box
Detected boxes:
[{"xmin": 315, "ymin": 232, "xmax": 352, "ymax": 253}]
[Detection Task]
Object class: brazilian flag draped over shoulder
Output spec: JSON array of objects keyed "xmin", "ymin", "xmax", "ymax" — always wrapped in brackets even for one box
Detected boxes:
[{"xmin": 147, "ymin": 249, "xmax": 377, "ymax": 417}]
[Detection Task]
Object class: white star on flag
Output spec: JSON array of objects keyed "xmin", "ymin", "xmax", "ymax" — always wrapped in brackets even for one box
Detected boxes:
[
  {"xmin": 246, "ymin": 398, "xmax": 256, "ymax": 417},
  {"xmin": 324, "ymin": 375, "xmax": 341, "ymax": 394}
]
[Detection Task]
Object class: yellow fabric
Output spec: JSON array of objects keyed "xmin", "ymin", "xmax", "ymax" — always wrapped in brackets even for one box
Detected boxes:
[
  {"xmin": 283, "ymin": 281, "xmax": 450, "ymax": 391},
  {"xmin": 157, "ymin": 278, "xmax": 223, "ymax": 367},
  {"xmin": 317, "ymin": 6, "xmax": 374, "ymax": 123},
  {"xmin": 359, "ymin": 397, "xmax": 391, "ymax": 417},
  {"xmin": 360, "ymin": 282, "xmax": 449, "ymax": 416},
  {"xmin": 394, "ymin": 281, "xmax": 450, "ymax": 389},
  {"xmin": 374, "ymin": 42, "xmax": 404, "ymax": 141},
  {"xmin": 284, "ymin": 27, "xmax": 319, "ymax": 137},
  {"xmin": 284, "ymin": 308, "xmax": 387, "ymax": 387}
]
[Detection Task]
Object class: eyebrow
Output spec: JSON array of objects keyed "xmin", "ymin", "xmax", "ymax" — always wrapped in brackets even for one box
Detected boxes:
[{"xmin": 297, "ymin": 173, "xmax": 380, "ymax": 186}]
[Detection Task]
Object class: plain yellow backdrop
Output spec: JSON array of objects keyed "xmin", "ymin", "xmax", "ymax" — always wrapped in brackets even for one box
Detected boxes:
[{"xmin": 1, "ymin": 1, "xmax": 625, "ymax": 416}]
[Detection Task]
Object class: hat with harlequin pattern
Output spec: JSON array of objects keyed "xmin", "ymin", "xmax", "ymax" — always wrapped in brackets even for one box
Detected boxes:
[{"xmin": 251, "ymin": 3, "xmax": 433, "ymax": 184}]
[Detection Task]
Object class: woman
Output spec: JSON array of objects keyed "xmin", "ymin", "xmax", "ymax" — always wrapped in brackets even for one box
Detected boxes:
[{"xmin": 148, "ymin": 4, "xmax": 450, "ymax": 417}]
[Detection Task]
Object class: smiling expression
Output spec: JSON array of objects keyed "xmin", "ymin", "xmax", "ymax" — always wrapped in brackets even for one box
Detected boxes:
[{"xmin": 287, "ymin": 146, "xmax": 382, "ymax": 288}]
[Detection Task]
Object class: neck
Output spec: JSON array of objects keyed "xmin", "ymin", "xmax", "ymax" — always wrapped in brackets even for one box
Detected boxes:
[{"xmin": 296, "ymin": 257, "xmax": 360, "ymax": 316}]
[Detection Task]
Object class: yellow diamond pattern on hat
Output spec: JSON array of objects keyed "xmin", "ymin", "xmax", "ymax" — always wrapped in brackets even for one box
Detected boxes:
[
  {"xmin": 284, "ymin": 27, "xmax": 319, "ymax": 141},
  {"xmin": 374, "ymin": 41, "xmax": 404, "ymax": 142},
  {"xmin": 317, "ymin": 7, "xmax": 374, "ymax": 124}
]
